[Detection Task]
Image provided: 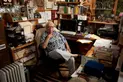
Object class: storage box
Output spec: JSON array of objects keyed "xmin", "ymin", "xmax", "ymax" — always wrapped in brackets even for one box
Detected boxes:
[{"xmin": 84, "ymin": 60, "xmax": 104, "ymax": 78}]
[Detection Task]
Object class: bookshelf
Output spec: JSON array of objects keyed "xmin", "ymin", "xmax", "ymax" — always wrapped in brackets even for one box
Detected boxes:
[
  {"xmin": 57, "ymin": 1, "xmax": 80, "ymax": 19},
  {"xmin": 56, "ymin": 1, "xmax": 81, "ymax": 27}
]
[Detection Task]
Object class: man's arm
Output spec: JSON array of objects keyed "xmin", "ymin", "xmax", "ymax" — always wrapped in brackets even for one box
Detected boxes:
[
  {"xmin": 65, "ymin": 41, "xmax": 71, "ymax": 52},
  {"xmin": 42, "ymin": 34, "xmax": 53, "ymax": 49}
]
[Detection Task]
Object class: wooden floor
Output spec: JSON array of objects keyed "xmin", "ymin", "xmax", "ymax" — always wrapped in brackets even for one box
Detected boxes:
[{"xmin": 29, "ymin": 56, "xmax": 81, "ymax": 82}]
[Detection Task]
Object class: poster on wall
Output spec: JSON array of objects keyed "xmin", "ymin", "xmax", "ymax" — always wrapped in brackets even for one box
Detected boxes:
[{"xmin": 51, "ymin": 10, "xmax": 57, "ymax": 20}]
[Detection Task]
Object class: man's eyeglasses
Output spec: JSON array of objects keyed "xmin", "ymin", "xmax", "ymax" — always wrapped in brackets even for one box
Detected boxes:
[{"xmin": 49, "ymin": 26, "xmax": 54, "ymax": 28}]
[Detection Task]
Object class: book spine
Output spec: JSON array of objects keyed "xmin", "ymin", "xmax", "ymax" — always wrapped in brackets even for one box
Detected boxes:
[{"xmin": 64, "ymin": 6, "xmax": 68, "ymax": 14}]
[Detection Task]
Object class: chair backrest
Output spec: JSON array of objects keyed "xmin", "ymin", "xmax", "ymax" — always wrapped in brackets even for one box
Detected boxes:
[{"xmin": 35, "ymin": 25, "xmax": 46, "ymax": 59}]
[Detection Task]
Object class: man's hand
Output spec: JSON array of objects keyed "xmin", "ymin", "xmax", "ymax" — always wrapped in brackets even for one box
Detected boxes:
[
  {"xmin": 67, "ymin": 48, "xmax": 71, "ymax": 53},
  {"xmin": 47, "ymin": 33, "xmax": 53, "ymax": 39},
  {"xmin": 65, "ymin": 42, "xmax": 71, "ymax": 52},
  {"xmin": 42, "ymin": 33, "xmax": 53, "ymax": 49}
]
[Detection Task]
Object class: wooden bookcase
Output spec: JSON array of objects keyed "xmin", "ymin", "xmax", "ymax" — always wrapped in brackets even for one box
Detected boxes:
[
  {"xmin": 0, "ymin": 20, "xmax": 11, "ymax": 69},
  {"xmin": 11, "ymin": 41, "xmax": 38, "ymax": 66}
]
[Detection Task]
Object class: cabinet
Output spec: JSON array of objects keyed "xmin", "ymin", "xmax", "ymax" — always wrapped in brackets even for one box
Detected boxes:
[
  {"xmin": 11, "ymin": 41, "xmax": 37, "ymax": 66},
  {"xmin": 0, "ymin": 20, "xmax": 11, "ymax": 69}
]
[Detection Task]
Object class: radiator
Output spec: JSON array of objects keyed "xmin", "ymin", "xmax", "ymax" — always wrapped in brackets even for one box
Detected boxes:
[{"xmin": 0, "ymin": 62, "xmax": 26, "ymax": 82}]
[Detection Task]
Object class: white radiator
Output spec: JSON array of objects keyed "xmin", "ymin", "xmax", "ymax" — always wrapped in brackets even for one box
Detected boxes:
[{"xmin": 0, "ymin": 62, "xmax": 26, "ymax": 82}]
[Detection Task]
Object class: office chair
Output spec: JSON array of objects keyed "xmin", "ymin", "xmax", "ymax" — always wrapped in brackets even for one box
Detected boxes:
[{"xmin": 34, "ymin": 25, "xmax": 69, "ymax": 78}]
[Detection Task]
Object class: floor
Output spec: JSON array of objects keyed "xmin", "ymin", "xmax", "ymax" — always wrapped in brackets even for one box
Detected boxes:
[
  {"xmin": 29, "ymin": 56, "xmax": 81, "ymax": 82},
  {"xmin": 28, "ymin": 55, "xmax": 119, "ymax": 82}
]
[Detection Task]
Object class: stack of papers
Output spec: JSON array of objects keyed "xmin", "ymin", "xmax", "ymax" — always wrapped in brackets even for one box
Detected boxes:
[
  {"xmin": 84, "ymin": 34, "xmax": 100, "ymax": 40},
  {"xmin": 94, "ymin": 38, "xmax": 112, "ymax": 48}
]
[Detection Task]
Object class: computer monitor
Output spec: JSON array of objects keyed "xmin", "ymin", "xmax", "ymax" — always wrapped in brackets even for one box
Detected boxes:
[{"xmin": 60, "ymin": 19, "xmax": 77, "ymax": 32}]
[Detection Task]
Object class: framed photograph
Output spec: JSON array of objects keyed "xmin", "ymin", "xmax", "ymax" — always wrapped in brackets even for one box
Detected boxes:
[{"xmin": 21, "ymin": 17, "xmax": 28, "ymax": 20}]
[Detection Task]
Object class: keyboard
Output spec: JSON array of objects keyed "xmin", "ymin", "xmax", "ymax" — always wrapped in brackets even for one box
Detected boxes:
[{"xmin": 60, "ymin": 31, "xmax": 76, "ymax": 35}]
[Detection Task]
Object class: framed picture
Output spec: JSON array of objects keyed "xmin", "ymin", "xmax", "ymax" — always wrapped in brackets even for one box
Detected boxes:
[{"xmin": 21, "ymin": 17, "xmax": 28, "ymax": 20}]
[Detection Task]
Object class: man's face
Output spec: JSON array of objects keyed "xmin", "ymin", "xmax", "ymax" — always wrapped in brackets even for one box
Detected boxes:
[{"xmin": 47, "ymin": 25, "xmax": 54, "ymax": 34}]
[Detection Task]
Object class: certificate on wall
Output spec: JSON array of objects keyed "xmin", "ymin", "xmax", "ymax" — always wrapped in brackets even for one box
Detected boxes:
[
  {"xmin": 46, "ymin": 1, "xmax": 53, "ymax": 9},
  {"xmin": 45, "ymin": 11, "xmax": 51, "ymax": 20}
]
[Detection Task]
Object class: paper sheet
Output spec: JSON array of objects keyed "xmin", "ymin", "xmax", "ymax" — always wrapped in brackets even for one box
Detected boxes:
[
  {"xmin": 45, "ymin": 11, "xmax": 51, "ymax": 20},
  {"xmin": 77, "ymin": 39, "xmax": 92, "ymax": 44},
  {"xmin": 39, "ymin": 11, "xmax": 51, "ymax": 21}
]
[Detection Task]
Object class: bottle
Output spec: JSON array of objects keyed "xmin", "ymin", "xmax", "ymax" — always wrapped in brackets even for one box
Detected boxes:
[{"xmin": 76, "ymin": 26, "xmax": 81, "ymax": 34}]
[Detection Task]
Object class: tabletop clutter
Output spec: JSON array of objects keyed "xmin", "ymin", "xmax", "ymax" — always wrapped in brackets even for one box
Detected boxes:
[{"xmin": 70, "ymin": 38, "xmax": 120, "ymax": 82}]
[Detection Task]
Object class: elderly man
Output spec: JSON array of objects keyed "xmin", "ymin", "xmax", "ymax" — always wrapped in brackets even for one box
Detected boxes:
[{"xmin": 40, "ymin": 21, "xmax": 78, "ymax": 76}]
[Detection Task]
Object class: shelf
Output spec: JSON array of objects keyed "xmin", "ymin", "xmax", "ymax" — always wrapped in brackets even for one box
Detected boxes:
[
  {"xmin": 88, "ymin": 21, "xmax": 118, "ymax": 25},
  {"xmin": 11, "ymin": 41, "xmax": 35, "ymax": 51},
  {"xmin": 57, "ymin": 1, "xmax": 80, "ymax": 5},
  {"xmin": 12, "ymin": 18, "xmax": 39, "ymax": 23},
  {"xmin": 11, "ymin": 41, "xmax": 37, "ymax": 62},
  {"xmin": 19, "ymin": 53, "xmax": 36, "ymax": 63},
  {"xmin": 57, "ymin": 12, "xmax": 78, "ymax": 15},
  {"xmin": 15, "ymin": 51, "xmax": 36, "ymax": 61},
  {"xmin": 95, "ymin": 8, "xmax": 112, "ymax": 11}
]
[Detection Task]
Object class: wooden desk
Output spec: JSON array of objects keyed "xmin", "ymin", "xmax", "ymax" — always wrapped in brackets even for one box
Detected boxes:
[
  {"xmin": 62, "ymin": 34, "xmax": 95, "ymax": 55},
  {"xmin": 71, "ymin": 46, "xmax": 94, "ymax": 77},
  {"xmin": 62, "ymin": 34, "xmax": 95, "ymax": 41},
  {"xmin": 85, "ymin": 47, "xmax": 94, "ymax": 57}
]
